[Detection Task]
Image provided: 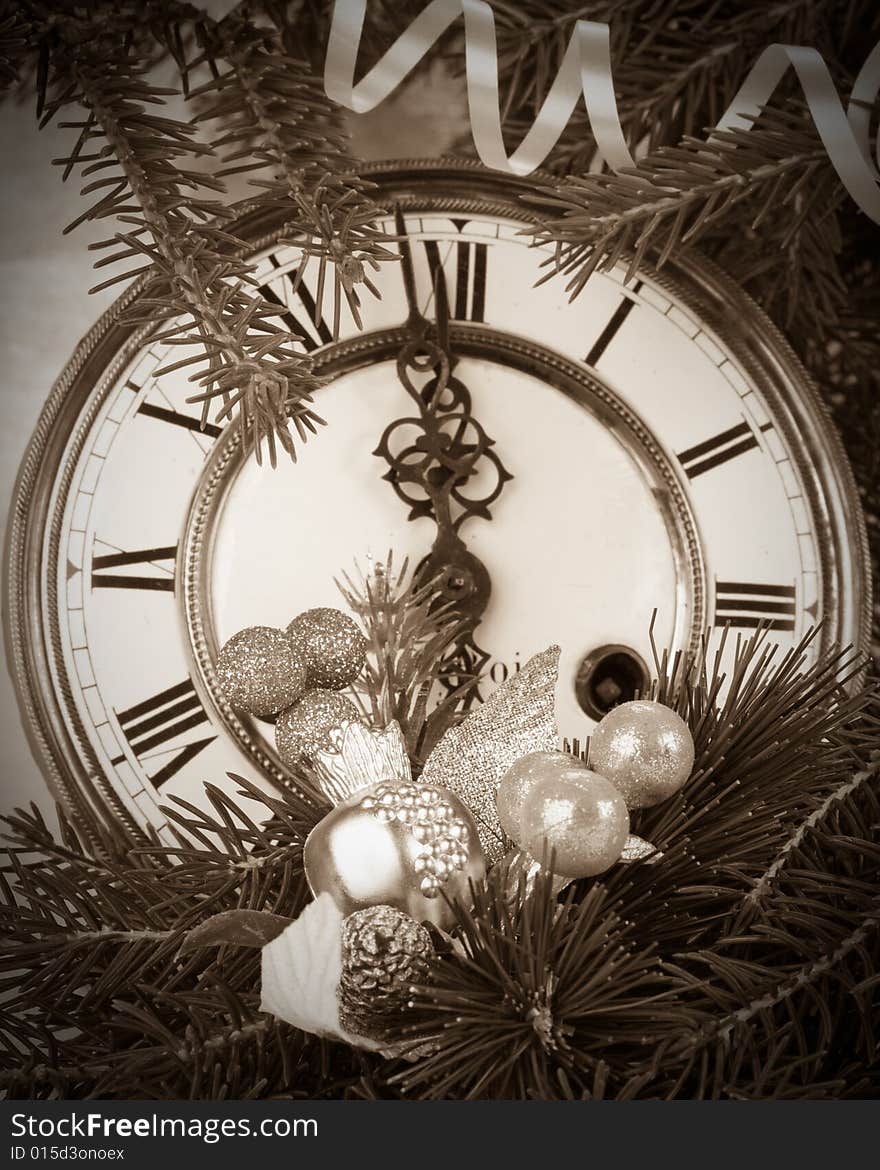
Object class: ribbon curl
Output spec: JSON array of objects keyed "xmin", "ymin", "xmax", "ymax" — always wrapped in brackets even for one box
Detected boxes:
[{"xmin": 325, "ymin": 0, "xmax": 880, "ymax": 222}]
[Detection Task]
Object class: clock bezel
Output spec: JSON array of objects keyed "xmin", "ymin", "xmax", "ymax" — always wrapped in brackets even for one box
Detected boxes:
[{"xmin": 4, "ymin": 158, "xmax": 871, "ymax": 839}]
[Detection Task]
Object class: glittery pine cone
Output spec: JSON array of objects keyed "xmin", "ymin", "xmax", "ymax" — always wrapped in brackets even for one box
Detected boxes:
[{"xmin": 337, "ymin": 905, "xmax": 434, "ymax": 1042}]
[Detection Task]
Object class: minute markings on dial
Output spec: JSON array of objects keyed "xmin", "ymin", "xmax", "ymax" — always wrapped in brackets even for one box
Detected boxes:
[
  {"xmin": 259, "ymin": 255, "xmax": 333, "ymax": 351},
  {"xmin": 422, "ymin": 228, "xmax": 488, "ymax": 323},
  {"xmin": 126, "ymin": 381, "xmax": 222, "ymax": 440}
]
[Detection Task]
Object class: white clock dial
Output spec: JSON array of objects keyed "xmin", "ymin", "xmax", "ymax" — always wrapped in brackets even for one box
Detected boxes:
[{"xmin": 7, "ymin": 164, "xmax": 869, "ymax": 839}]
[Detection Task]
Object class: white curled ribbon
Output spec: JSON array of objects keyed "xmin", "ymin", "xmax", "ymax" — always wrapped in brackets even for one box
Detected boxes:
[{"xmin": 325, "ymin": 0, "xmax": 880, "ymax": 222}]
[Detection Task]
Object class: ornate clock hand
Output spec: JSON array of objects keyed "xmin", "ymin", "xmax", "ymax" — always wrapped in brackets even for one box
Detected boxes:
[
  {"xmin": 375, "ymin": 210, "xmax": 513, "ymax": 699},
  {"xmin": 394, "ymin": 205, "xmax": 429, "ymax": 339}
]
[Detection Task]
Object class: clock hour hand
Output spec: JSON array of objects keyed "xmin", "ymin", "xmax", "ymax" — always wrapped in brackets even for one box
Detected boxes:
[{"xmin": 376, "ymin": 214, "xmax": 513, "ymax": 696}]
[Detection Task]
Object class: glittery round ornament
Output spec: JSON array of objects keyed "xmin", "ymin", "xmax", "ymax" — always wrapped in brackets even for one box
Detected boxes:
[
  {"xmin": 519, "ymin": 770, "xmax": 629, "ymax": 878},
  {"xmin": 275, "ymin": 689, "xmax": 362, "ymax": 766},
  {"xmin": 215, "ymin": 626, "xmax": 307, "ymax": 718},
  {"xmin": 337, "ymin": 905, "xmax": 433, "ymax": 1042},
  {"xmin": 303, "ymin": 779, "xmax": 485, "ymax": 929},
  {"xmin": 287, "ymin": 608, "xmax": 367, "ymax": 690},
  {"xmin": 590, "ymin": 700, "xmax": 695, "ymax": 809},
  {"xmin": 496, "ymin": 750, "xmax": 582, "ymax": 842}
]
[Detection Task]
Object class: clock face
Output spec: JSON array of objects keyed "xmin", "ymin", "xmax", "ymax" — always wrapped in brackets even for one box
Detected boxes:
[{"xmin": 6, "ymin": 164, "xmax": 869, "ymax": 839}]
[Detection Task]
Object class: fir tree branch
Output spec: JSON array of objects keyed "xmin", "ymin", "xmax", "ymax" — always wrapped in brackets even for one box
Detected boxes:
[
  {"xmin": 0, "ymin": 0, "xmax": 31, "ymax": 91},
  {"xmin": 23, "ymin": 2, "xmax": 325, "ymax": 465},
  {"xmin": 742, "ymin": 752, "xmax": 880, "ymax": 910},
  {"xmin": 530, "ymin": 103, "xmax": 843, "ymax": 294},
  {"xmin": 190, "ymin": 7, "xmax": 398, "ymax": 338}
]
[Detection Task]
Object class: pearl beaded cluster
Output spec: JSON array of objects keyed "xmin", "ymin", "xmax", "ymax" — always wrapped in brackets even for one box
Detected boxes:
[{"xmin": 360, "ymin": 782, "xmax": 471, "ymax": 899}]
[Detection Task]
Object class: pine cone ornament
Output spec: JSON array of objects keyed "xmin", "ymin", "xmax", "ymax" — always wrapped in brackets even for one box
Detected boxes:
[{"xmin": 337, "ymin": 905, "xmax": 433, "ymax": 1042}]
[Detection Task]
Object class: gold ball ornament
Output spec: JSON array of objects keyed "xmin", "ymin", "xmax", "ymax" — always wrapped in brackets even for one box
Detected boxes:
[
  {"xmin": 303, "ymin": 779, "xmax": 486, "ymax": 929},
  {"xmin": 496, "ymin": 750, "xmax": 584, "ymax": 841},
  {"xmin": 275, "ymin": 689, "xmax": 362, "ymax": 766},
  {"xmin": 287, "ymin": 607, "xmax": 367, "ymax": 690},
  {"xmin": 518, "ymin": 767, "xmax": 630, "ymax": 878},
  {"xmin": 215, "ymin": 626, "xmax": 307, "ymax": 718},
  {"xmin": 589, "ymin": 700, "xmax": 695, "ymax": 809}
]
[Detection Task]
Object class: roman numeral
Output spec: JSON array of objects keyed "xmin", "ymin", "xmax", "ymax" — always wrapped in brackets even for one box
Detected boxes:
[
  {"xmin": 111, "ymin": 678, "xmax": 215, "ymax": 788},
  {"xmin": 127, "ymin": 383, "xmax": 222, "ymax": 439},
  {"xmin": 423, "ymin": 234, "xmax": 488, "ymax": 322},
  {"xmin": 584, "ymin": 283, "xmax": 642, "ymax": 366},
  {"xmin": 91, "ymin": 544, "xmax": 177, "ymax": 592},
  {"xmin": 677, "ymin": 421, "xmax": 761, "ymax": 479},
  {"xmin": 260, "ymin": 260, "xmax": 333, "ymax": 351},
  {"xmin": 714, "ymin": 582, "xmax": 797, "ymax": 632}
]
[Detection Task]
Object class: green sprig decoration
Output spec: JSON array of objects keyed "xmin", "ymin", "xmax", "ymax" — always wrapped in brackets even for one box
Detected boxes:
[
  {"xmin": 336, "ymin": 553, "xmax": 471, "ymax": 768},
  {"xmin": 379, "ymin": 629, "xmax": 880, "ymax": 1099},
  {"xmin": 5, "ymin": 0, "xmax": 403, "ymax": 465},
  {"xmin": 393, "ymin": 873, "xmax": 684, "ymax": 1100}
]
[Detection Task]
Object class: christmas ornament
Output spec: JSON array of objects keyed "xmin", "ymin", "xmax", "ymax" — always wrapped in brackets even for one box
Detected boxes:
[
  {"xmin": 420, "ymin": 645, "xmax": 560, "ymax": 863},
  {"xmin": 496, "ymin": 750, "xmax": 577, "ymax": 842},
  {"xmin": 497, "ymin": 751, "xmax": 649, "ymax": 880},
  {"xmin": 259, "ymin": 894, "xmax": 434, "ymax": 1053},
  {"xmin": 303, "ymin": 721, "xmax": 486, "ymax": 929},
  {"xmin": 274, "ymin": 689, "xmax": 362, "ymax": 767},
  {"xmin": 287, "ymin": 607, "xmax": 367, "ymax": 690},
  {"xmin": 590, "ymin": 700, "xmax": 695, "ymax": 809},
  {"xmin": 518, "ymin": 768, "xmax": 630, "ymax": 878},
  {"xmin": 259, "ymin": 893, "xmax": 360, "ymax": 1045},
  {"xmin": 337, "ymin": 904, "xmax": 434, "ymax": 1042},
  {"xmin": 215, "ymin": 626, "xmax": 307, "ymax": 718}
]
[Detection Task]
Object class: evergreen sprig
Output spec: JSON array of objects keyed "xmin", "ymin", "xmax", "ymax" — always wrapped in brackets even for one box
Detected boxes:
[
  {"xmin": 394, "ymin": 873, "xmax": 686, "ymax": 1100},
  {"xmin": 0, "ymin": 0, "xmax": 29, "ymax": 90},
  {"xmin": 363, "ymin": 629, "xmax": 879, "ymax": 1099},
  {"xmin": 490, "ymin": 0, "xmax": 836, "ymax": 165},
  {"xmin": 336, "ymin": 554, "xmax": 471, "ymax": 768},
  {"xmin": 1, "ymin": 0, "xmax": 878, "ymax": 1101},
  {"xmin": 529, "ymin": 102, "xmax": 846, "ymax": 296}
]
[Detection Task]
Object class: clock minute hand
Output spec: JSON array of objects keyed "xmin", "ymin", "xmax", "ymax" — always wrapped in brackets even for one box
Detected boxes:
[
  {"xmin": 395, "ymin": 205, "xmax": 430, "ymax": 340},
  {"xmin": 415, "ymin": 267, "xmax": 491, "ymax": 624},
  {"xmin": 376, "ymin": 213, "xmax": 513, "ymax": 695}
]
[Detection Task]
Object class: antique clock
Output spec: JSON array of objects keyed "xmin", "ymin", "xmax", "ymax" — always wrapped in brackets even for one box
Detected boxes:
[{"xmin": 5, "ymin": 161, "xmax": 871, "ymax": 842}]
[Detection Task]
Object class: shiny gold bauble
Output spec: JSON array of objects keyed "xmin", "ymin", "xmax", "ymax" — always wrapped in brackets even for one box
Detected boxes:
[
  {"xmin": 303, "ymin": 779, "xmax": 485, "ymax": 928},
  {"xmin": 589, "ymin": 700, "xmax": 695, "ymax": 809},
  {"xmin": 215, "ymin": 626, "xmax": 307, "ymax": 718},
  {"xmin": 496, "ymin": 750, "xmax": 583, "ymax": 842},
  {"xmin": 519, "ymin": 768, "xmax": 630, "ymax": 878}
]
